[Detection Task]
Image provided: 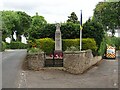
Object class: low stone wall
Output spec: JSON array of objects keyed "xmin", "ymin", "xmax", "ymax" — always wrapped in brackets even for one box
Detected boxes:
[
  {"xmin": 26, "ymin": 52, "xmax": 45, "ymax": 70},
  {"xmin": 63, "ymin": 50, "xmax": 102, "ymax": 74},
  {"xmin": 25, "ymin": 50, "xmax": 102, "ymax": 74}
]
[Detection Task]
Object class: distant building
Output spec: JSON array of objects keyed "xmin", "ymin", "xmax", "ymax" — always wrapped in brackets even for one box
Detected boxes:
[
  {"xmin": 117, "ymin": 29, "xmax": 120, "ymax": 37},
  {"xmin": 107, "ymin": 29, "xmax": 120, "ymax": 37}
]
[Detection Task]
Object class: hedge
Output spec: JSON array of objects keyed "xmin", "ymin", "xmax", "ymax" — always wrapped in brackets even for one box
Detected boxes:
[
  {"xmin": 6, "ymin": 41, "xmax": 28, "ymax": 49},
  {"xmin": 35, "ymin": 38, "xmax": 55, "ymax": 54},
  {"xmin": 63, "ymin": 38, "xmax": 97, "ymax": 52},
  {"xmin": 62, "ymin": 39, "xmax": 79, "ymax": 51},
  {"xmin": 32, "ymin": 38, "xmax": 97, "ymax": 54},
  {"xmin": 1, "ymin": 41, "xmax": 6, "ymax": 51}
]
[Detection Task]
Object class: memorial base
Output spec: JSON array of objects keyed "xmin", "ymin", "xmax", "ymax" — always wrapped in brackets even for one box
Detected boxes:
[{"xmin": 54, "ymin": 50, "xmax": 63, "ymax": 59}]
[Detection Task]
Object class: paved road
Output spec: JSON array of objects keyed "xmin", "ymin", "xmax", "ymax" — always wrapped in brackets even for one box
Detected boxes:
[
  {"xmin": 2, "ymin": 50, "xmax": 119, "ymax": 88},
  {"xmin": 23, "ymin": 51, "xmax": 119, "ymax": 88},
  {"xmin": 2, "ymin": 49, "xmax": 27, "ymax": 88}
]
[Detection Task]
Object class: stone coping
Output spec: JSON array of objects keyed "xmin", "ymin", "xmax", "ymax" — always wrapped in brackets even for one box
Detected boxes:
[
  {"xmin": 63, "ymin": 50, "xmax": 91, "ymax": 54},
  {"xmin": 27, "ymin": 52, "xmax": 44, "ymax": 55}
]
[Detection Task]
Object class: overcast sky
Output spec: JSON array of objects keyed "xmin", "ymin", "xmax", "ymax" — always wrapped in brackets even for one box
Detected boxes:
[{"xmin": 0, "ymin": 0, "xmax": 104, "ymax": 23}]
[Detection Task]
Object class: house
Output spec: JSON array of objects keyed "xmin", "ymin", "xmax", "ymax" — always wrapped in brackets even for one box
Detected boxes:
[{"xmin": 107, "ymin": 29, "xmax": 120, "ymax": 37}]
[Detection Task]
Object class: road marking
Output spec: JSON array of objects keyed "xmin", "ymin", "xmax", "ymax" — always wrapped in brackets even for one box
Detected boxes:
[
  {"xmin": 18, "ymin": 84, "xmax": 21, "ymax": 88},
  {"xmin": 21, "ymin": 72, "xmax": 24, "ymax": 76},
  {"xmin": 17, "ymin": 71, "xmax": 27, "ymax": 88},
  {"xmin": 114, "ymin": 69, "xmax": 117, "ymax": 73},
  {"xmin": 113, "ymin": 83, "xmax": 117, "ymax": 86}
]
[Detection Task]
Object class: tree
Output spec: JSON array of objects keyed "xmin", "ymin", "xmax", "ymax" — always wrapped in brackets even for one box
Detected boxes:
[
  {"xmin": 82, "ymin": 18, "xmax": 104, "ymax": 47},
  {"xmin": 1, "ymin": 11, "xmax": 32, "ymax": 41},
  {"xmin": 28, "ymin": 12, "xmax": 47, "ymax": 39},
  {"xmin": 41, "ymin": 24, "xmax": 56, "ymax": 39},
  {"xmin": 94, "ymin": 2, "xmax": 120, "ymax": 36},
  {"xmin": 61, "ymin": 22, "xmax": 80, "ymax": 39},
  {"xmin": 67, "ymin": 12, "xmax": 79, "ymax": 24},
  {"xmin": 1, "ymin": 11, "xmax": 19, "ymax": 41},
  {"xmin": 31, "ymin": 22, "xmax": 80, "ymax": 39},
  {"xmin": 16, "ymin": 11, "xmax": 32, "ymax": 40}
]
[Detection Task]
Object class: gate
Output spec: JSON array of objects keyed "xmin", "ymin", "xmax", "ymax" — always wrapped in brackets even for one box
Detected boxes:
[{"xmin": 44, "ymin": 51, "xmax": 63, "ymax": 67}]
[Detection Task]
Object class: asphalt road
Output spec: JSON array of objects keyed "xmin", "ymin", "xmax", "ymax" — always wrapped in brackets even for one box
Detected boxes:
[
  {"xmin": 1, "ymin": 50, "xmax": 119, "ymax": 88},
  {"xmin": 25, "ymin": 58, "xmax": 118, "ymax": 88},
  {"xmin": 23, "ymin": 51, "xmax": 119, "ymax": 88},
  {"xmin": 2, "ymin": 49, "xmax": 27, "ymax": 88}
]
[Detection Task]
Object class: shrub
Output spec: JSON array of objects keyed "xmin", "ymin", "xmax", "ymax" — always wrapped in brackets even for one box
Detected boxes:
[
  {"xmin": 63, "ymin": 38, "xmax": 97, "ymax": 52},
  {"xmin": 1, "ymin": 41, "xmax": 6, "ymax": 51},
  {"xmin": 66, "ymin": 46, "xmax": 79, "ymax": 51},
  {"xmin": 98, "ymin": 38, "xmax": 106, "ymax": 56},
  {"xmin": 35, "ymin": 38, "xmax": 54, "ymax": 54},
  {"xmin": 8, "ymin": 41, "xmax": 28, "ymax": 49},
  {"xmin": 6, "ymin": 42, "xmax": 11, "ymax": 49},
  {"xmin": 98, "ymin": 36, "xmax": 120, "ymax": 56},
  {"xmin": 62, "ymin": 39, "xmax": 79, "ymax": 51},
  {"xmin": 82, "ymin": 38, "xmax": 98, "ymax": 51},
  {"xmin": 30, "ymin": 38, "xmax": 97, "ymax": 55},
  {"xmin": 27, "ymin": 47, "xmax": 42, "ymax": 54},
  {"xmin": 111, "ymin": 37, "xmax": 120, "ymax": 50}
]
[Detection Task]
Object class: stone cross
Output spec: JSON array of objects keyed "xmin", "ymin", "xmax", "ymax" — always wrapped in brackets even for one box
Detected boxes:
[
  {"xmin": 55, "ymin": 23, "xmax": 62, "ymax": 51},
  {"xmin": 55, "ymin": 23, "xmax": 61, "ymax": 30}
]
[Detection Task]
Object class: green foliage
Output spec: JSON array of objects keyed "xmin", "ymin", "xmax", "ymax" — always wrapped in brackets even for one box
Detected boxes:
[
  {"xmin": 67, "ymin": 12, "xmax": 79, "ymax": 24},
  {"xmin": 27, "ymin": 47, "xmax": 42, "ymax": 54},
  {"xmin": 63, "ymin": 38, "xmax": 97, "ymax": 52},
  {"xmin": 94, "ymin": 2, "xmax": 120, "ymax": 35},
  {"xmin": 98, "ymin": 36, "xmax": 120, "ymax": 55},
  {"xmin": 82, "ymin": 19, "xmax": 104, "ymax": 47},
  {"xmin": 98, "ymin": 38, "xmax": 106, "ymax": 56},
  {"xmin": 7, "ymin": 41, "xmax": 28, "ymax": 49},
  {"xmin": 61, "ymin": 23, "xmax": 80, "ymax": 39},
  {"xmin": 1, "ymin": 11, "xmax": 32, "ymax": 41},
  {"xmin": 28, "ymin": 22, "xmax": 80, "ymax": 40},
  {"xmin": 62, "ymin": 39, "xmax": 79, "ymax": 51},
  {"xmin": 1, "ymin": 11, "xmax": 19, "ymax": 41},
  {"xmin": 5, "ymin": 42, "xmax": 10, "ymax": 49},
  {"xmin": 29, "ymin": 38, "xmax": 97, "ymax": 55},
  {"xmin": 1, "ymin": 41, "xmax": 6, "ymax": 51},
  {"xmin": 103, "ymin": 36, "xmax": 120, "ymax": 48},
  {"xmin": 40, "ymin": 24, "xmax": 56, "ymax": 39},
  {"xmin": 16, "ymin": 11, "xmax": 32, "ymax": 39},
  {"xmin": 35, "ymin": 38, "xmax": 54, "ymax": 54},
  {"xmin": 82, "ymin": 38, "xmax": 98, "ymax": 51},
  {"xmin": 28, "ymin": 13, "xmax": 47, "ymax": 39},
  {"xmin": 66, "ymin": 46, "xmax": 79, "ymax": 51}
]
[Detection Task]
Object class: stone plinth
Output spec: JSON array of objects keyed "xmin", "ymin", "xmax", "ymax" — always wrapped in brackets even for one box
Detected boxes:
[{"xmin": 63, "ymin": 50, "xmax": 102, "ymax": 74}]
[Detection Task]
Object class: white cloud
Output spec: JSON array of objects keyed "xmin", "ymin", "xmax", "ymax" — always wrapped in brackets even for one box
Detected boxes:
[{"xmin": 1, "ymin": 0, "xmax": 104, "ymax": 23}]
